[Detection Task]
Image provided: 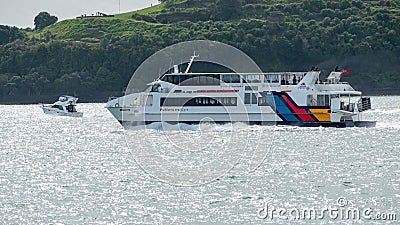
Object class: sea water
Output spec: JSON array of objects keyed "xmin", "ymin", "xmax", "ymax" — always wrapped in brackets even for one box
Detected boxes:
[{"xmin": 0, "ymin": 96, "xmax": 399, "ymax": 224}]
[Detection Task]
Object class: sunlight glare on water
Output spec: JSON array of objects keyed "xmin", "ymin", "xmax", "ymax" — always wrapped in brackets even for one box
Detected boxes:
[{"xmin": 0, "ymin": 96, "xmax": 399, "ymax": 224}]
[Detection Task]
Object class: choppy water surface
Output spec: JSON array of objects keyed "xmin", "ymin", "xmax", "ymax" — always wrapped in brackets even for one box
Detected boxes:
[{"xmin": 0, "ymin": 96, "xmax": 399, "ymax": 224}]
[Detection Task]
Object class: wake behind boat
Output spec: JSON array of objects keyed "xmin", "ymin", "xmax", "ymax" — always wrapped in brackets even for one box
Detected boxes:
[
  {"xmin": 106, "ymin": 55, "xmax": 375, "ymax": 128},
  {"xmin": 42, "ymin": 95, "xmax": 83, "ymax": 117}
]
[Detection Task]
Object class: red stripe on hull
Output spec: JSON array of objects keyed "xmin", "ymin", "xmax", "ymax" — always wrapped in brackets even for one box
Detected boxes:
[
  {"xmin": 196, "ymin": 90, "xmax": 239, "ymax": 93},
  {"xmin": 281, "ymin": 95, "xmax": 315, "ymax": 122}
]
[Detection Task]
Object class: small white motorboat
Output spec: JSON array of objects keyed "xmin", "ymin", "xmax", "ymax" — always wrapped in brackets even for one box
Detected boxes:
[{"xmin": 42, "ymin": 95, "xmax": 83, "ymax": 117}]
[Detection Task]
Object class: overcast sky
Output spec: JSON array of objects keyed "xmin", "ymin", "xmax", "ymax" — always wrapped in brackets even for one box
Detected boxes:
[{"xmin": 0, "ymin": 0, "xmax": 159, "ymax": 28}]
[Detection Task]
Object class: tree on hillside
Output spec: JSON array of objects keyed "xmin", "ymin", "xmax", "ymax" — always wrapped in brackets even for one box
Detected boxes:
[
  {"xmin": 213, "ymin": 0, "xmax": 241, "ymax": 20},
  {"xmin": 20, "ymin": 72, "xmax": 50, "ymax": 96},
  {"xmin": 0, "ymin": 25, "xmax": 24, "ymax": 44},
  {"xmin": 34, "ymin": 12, "xmax": 58, "ymax": 31}
]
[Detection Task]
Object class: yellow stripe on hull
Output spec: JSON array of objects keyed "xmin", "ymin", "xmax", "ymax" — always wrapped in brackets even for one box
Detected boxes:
[{"xmin": 309, "ymin": 109, "xmax": 330, "ymax": 122}]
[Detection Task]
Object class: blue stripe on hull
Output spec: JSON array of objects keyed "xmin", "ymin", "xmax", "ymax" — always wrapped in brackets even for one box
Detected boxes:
[{"xmin": 274, "ymin": 95, "xmax": 299, "ymax": 122}]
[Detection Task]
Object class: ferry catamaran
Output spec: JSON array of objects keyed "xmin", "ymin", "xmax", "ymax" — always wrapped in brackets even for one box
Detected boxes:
[{"xmin": 106, "ymin": 56, "xmax": 375, "ymax": 127}]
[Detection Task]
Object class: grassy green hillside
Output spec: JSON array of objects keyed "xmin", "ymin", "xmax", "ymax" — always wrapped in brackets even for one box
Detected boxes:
[
  {"xmin": 42, "ymin": 17, "xmax": 165, "ymax": 40},
  {"xmin": 1, "ymin": 0, "xmax": 400, "ymax": 100}
]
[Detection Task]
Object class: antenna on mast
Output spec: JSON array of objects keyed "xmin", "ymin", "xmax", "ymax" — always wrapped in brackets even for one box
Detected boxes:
[
  {"xmin": 185, "ymin": 52, "xmax": 199, "ymax": 73},
  {"xmin": 118, "ymin": 0, "xmax": 121, "ymax": 13}
]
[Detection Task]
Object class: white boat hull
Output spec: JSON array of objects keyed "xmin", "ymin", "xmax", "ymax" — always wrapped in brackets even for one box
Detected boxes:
[
  {"xmin": 42, "ymin": 107, "xmax": 83, "ymax": 117},
  {"xmin": 106, "ymin": 106, "xmax": 375, "ymax": 128},
  {"xmin": 107, "ymin": 106, "xmax": 278, "ymax": 124}
]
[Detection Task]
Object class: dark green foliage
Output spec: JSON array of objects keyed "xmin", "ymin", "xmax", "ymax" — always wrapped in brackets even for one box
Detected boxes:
[
  {"xmin": 2, "ymin": 72, "xmax": 49, "ymax": 96},
  {"xmin": 34, "ymin": 12, "xmax": 58, "ymax": 31},
  {"xmin": 132, "ymin": 14, "xmax": 158, "ymax": 23},
  {"xmin": 1, "ymin": 0, "xmax": 400, "ymax": 98},
  {"xmin": 0, "ymin": 25, "xmax": 24, "ymax": 45},
  {"xmin": 212, "ymin": 0, "xmax": 242, "ymax": 20}
]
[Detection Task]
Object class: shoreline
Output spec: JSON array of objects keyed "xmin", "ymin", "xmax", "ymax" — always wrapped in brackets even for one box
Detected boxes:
[
  {"xmin": 1, "ymin": 89, "xmax": 399, "ymax": 105},
  {"xmin": 0, "ymin": 92, "xmax": 121, "ymax": 105}
]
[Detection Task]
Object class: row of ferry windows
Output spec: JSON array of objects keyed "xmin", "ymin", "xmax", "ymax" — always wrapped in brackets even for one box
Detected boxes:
[
  {"xmin": 161, "ymin": 74, "xmax": 220, "ymax": 86},
  {"xmin": 160, "ymin": 97, "xmax": 237, "ymax": 107},
  {"xmin": 307, "ymin": 95, "xmax": 330, "ymax": 106},
  {"xmin": 160, "ymin": 74, "xmax": 282, "ymax": 85},
  {"xmin": 245, "ymin": 93, "xmax": 272, "ymax": 106},
  {"xmin": 223, "ymin": 74, "xmax": 281, "ymax": 84},
  {"xmin": 160, "ymin": 95, "xmax": 272, "ymax": 107}
]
